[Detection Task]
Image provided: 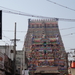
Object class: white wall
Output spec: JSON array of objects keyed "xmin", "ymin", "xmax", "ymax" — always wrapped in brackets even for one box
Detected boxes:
[
  {"xmin": 0, "ymin": 45, "xmax": 14, "ymax": 60},
  {"xmin": 22, "ymin": 70, "xmax": 29, "ymax": 75}
]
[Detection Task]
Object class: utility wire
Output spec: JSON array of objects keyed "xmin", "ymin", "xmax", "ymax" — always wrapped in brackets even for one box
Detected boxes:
[
  {"xmin": 2, "ymin": 32, "xmax": 10, "ymax": 42},
  {"xmin": 3, "ymin": 26, "xmax": 75, "ymax": 32},
  {"xmin": 47, "ymin": 0, "xmax": 75, "ymax": 12},
  {"xmin": 0, "ymin": 40, "xmax": 7, "ymax": 43},
  {"xmin": 0, "ymin": 5, "xmax": 75, "ymax": 21},
  {"xmin": 1, "ymin": 35, "xmax": 24, "ymax": 43},
  {"xmin": 62, "ymin": 32, "xmax": 75, "ymax": 37},
  {"xmin": 1, "ymin": 32, "xmax": 75, "ymax": 44},
  {"xmin": 0, "ymin": 6, "xmax": 24, "ymax": 12},
  {"xmin": 2, "ymin": 31, "xmax": 75, "ymax": 41},
  {"xmin": 0, "ymin": 4, "xmax": 75, "ymax": 23},
  {"xmin": 3, "ymin": 30, "xmax": 27, "ymax": 32},
  {"xmin": 1, "ymin": 9, "xmax": 75, "ymax": 22},
  {"xmin": 2, "ymin": 10, "xmax": 58, "ymax": 20},
  {"xmin": 60, "ymin": 26, "xmax": 75, "ymax": 30}
]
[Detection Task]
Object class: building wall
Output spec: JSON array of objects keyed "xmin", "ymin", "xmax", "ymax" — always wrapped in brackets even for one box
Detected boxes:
[
  {"xmin": 0, "ymin": 52, "xmax": 4, "ymax": 70},
  {"xmin": 22, "ymin": 46, "xmax": 27, "ymax": 70},
  {"xmin": 0, "ymin": 46, "xmax": 14, "ymax": 75},
  {"xmin": 0, "ymin": 45, "xmax": 14, "ymax": 60},
  {"xmin": 16, "ymin": 50, "xmax": 23, "ymax": 75}
]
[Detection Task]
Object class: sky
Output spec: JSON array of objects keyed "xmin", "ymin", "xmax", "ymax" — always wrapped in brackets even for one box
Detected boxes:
[{"xmin": 0, "ymin": 0, "xmax": 75, "ymax": 54}]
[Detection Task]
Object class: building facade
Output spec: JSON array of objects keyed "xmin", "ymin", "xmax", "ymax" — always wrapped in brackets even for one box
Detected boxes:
[
  {"xmin": 0, "ymin": 45, "xmax": 14, "ymax": 75},
  {"xmin": 16, "ymin": 50, "xmax": 23, "ymax": 75},
  {"xmin": 24, "ymin": 19, "xmax": 68, "ymax": 75},
  {"xmin": 0, "ymin": 45, "xmax": 14, "ymax": 60},
  {"xmin": 0, "ymin": 52, "xmax": 5, "ymax": 75}
]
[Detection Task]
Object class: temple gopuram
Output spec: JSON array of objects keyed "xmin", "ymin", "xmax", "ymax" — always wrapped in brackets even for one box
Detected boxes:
[{"xmin": 24, "ymin": 19, "xmax": 68, "ymax": 75}]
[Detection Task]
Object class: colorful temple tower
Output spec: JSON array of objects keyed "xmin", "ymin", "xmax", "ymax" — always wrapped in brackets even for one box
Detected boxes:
[{"xmin": 24, "ymin": 19, "xmax": 68, "ymax": 75}]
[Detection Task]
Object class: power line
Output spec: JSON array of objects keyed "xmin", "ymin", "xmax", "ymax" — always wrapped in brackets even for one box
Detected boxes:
[
  {"xmin": 0, "ymin": 4, "xmax": 75, "ymax": 22},
  {"xmin": 47, "ymin": 0, "xmax": 75, "ymax": 12},
  {"xmin": 62, "ymin": 32, "xmax": 75, "ymax": 37},
  {"xmin": 60, "ymin": 27, "xmax": 75, "ymax": 30},
  {"xmin": 0, "ymin": 8, "xmax": 75, "ymax": 22},
  {"xmin": 2, "ymin": 32, "xmax": 10, "ymax": 42},
  {"xmin": 0, "ymin": 40, "xmax": 7, "ymax": 43},
  {"xmin": 3, "ymin": 30, "xmax": 27, "ymax": 32},
  {"xmin": 3, "ymin": 26, "xmax": 75, "ymax": 32},
  {"xmin": 3, "ymin": 31, "xmax": 75, "ymax": 39},
  {"xmin": 2, "ymin": 10, "xmax": 58, "ymax": 20},
  {"xmin": 0, "ymin": 32, "xmax": 75, "ymax": 45},
  {"xmin": 0, "ymin": 6, "xmax": 24, "ymax": 12},
  {"xmin": 0, "ymin": 5, "xmax": 75, "ymax": 22},
  {"xmin": 3, "ymin": 35, "xmax": 10, "ymax": 40}
]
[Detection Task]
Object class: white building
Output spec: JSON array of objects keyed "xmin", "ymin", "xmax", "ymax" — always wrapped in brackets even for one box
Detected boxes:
[
  {"xmin": 16, "ymin": 50, "xmax": 23, "ymax": 75},
  {"xmin": 0, "ymin": 45, "xmax": 14, "ymax": 75},
  {"xmin": 0, "ymin": 45, "xmax": 14, "ymax": 60}
]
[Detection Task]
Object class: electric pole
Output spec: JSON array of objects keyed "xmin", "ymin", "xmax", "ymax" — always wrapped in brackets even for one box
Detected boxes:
[
  {"xmin": 13, "ymin": 22, "xmax": 16, "ymax": 75},
  {"xmin": 10, "ymin": 23, "xmax": 20, "ymax": 75}
]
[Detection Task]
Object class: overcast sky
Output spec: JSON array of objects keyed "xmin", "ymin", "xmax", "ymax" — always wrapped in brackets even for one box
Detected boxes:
[{"xmin": 0, "ymin": 0, "xmax": 75, "ymax": 53}]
